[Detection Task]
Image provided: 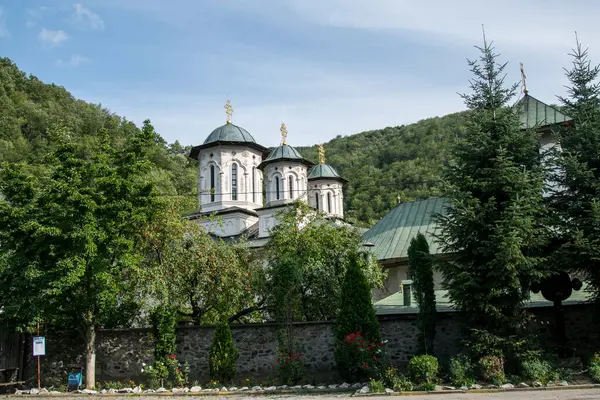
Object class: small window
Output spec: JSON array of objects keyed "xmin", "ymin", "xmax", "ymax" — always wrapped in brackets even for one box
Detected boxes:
[
  {"xmin": 252, "ymin": 167, "xmax": 256, "ymax": 203},
  {"xmin": 315, "ymin": 193, "xmax": 319, "ymax": 210},
  {"xmin": 210, "ymin": 165, "xmax": 215, "ymax": 202},
  {"xmin": 275, "ymin": 177, "xmax": 280, "ymax": 200},
  {"xmin": 327, "ymin": 192, "xmax": 332, "ymax": 213},
  {"xmin": 231, "ymin": 164, "xmax": 238, "ymax": 201},
  {"xmin": 288, "ymin": 176, "xmax": 294, "ymax": 199}
]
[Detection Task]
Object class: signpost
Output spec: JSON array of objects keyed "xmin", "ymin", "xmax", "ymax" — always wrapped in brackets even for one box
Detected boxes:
[{"xmin": 33, "ymin": 323, "xmax": 46, "ymax": 390}]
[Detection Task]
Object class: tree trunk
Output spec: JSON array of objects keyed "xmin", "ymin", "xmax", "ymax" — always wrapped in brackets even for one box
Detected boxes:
[{"xmin": 85, "ymin": 323, "xmax": 96, "ymax": 389}]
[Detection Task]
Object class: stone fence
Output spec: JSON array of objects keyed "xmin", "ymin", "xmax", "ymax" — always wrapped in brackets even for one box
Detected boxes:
[{"xmin": 25, "ymin": 304, "xmax": 597, "ymax": 386}]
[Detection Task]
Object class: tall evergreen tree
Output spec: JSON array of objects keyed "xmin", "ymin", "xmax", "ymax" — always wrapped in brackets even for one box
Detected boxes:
[
  {"xmin": 434, "ymin": 37, "xmax": 548, "ymax": 358},
  {"xmin": 408, "ymin": 232, "xmax": 436, "ymax": 355},
  {"xmin": 551, "ymin": 37, "xmax": 600, "ymax": 303}
]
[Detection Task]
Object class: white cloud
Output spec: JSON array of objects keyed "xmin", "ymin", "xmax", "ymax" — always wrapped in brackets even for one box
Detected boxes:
[
  {"xmin": 0, "ymin": 7, "xmax": 9, "ymax": 38},
  {"xmin": 71, "ymin": 3, "xmax": 104, "ymax": 30},
  {"xmin": 56, "ymin": 55, "xmax": 90, "ymax": 68},
  {"xmin": 38, "ymin": 28, "xmax": 69, "ymax": 47}
]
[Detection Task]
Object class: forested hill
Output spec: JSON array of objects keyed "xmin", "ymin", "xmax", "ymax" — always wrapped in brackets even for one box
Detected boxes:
[{"xmin": 0, "ymin": 57, "xmax": 468, "ymax": 226}]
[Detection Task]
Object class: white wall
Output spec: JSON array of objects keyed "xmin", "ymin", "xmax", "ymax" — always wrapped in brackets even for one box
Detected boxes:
[{"xmin": 308, "ymin": 179, "xmax": 344, "ymax": 218}]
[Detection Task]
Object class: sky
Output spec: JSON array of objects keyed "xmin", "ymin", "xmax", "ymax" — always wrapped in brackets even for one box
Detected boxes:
[{"xmin": 1, "ymin": 1, "xmax": 599, "ymax": 147}]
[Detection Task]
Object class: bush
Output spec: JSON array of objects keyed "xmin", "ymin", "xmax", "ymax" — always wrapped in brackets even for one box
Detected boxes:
[
  {"xmin": 519, "ymin": 358, "xmax": 557, "ymax": 384},
  {"xmin": 209, "ymin": 319, "xmax": 239, "ymax": 383},
  {"xmin": 380, "ymin": 366, "xmax": 413, "ymax": 392},
  {"xmin": 418, "ymin": 382, "xmax": 437, "ymax": 391},
  {"xmin": 448, "ymin": 355, "xmax": 475, "ymax": 387},
  {"xmin": 335, "ymin": 254, "xmax": 382, "ymax": 381},
  {"xmin": 368, "ymin": 378, "xmax": 385, "ymax": 393},
  {"xmin": 478, "ymin": 356, "xmax": 505, "ymax": 386},
  {"xmin": 336, "ymin": 331, "xmax": 385, "ymax": 381},
  {"xmin": 408, "ymin": 355, "xmax": 439, "ymax": 384},
  {"xmin": 589, "ymin": 352, "xmax": 600, "ymax": 382},
  {"xmin": 277, "ymin": 351, "xmax": 304, "ymax": 385}
]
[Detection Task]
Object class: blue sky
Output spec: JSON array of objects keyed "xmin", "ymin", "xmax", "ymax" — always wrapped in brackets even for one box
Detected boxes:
[{"xmin": 1, "ymin": 1, "xmax": 599, "ymax": 147}]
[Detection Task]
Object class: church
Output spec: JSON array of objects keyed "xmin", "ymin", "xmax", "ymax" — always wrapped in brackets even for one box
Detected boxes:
[{"xmin": 187, "ymin": 100, "xmax": 346, "ymax": 243}]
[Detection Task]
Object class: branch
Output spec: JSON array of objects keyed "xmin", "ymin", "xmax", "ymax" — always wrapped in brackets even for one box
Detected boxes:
[{"xmin": 228, "ymin": 300, "xmax": 267, "ymax": 323}]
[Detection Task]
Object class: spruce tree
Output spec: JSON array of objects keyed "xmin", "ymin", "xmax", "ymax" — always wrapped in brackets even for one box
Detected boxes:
[
  {"xmin": 209, "ymin": 318, "xmax": 239, "ymax": 383},
  {"xmin": 434, "ymin": 37, "xmax": 548, "ymax": 359},
  {"xmin": 408, "ymin": 232, "xmax": 436, "ymax": 355},
  {"xmin": 552, "ymin": 37, "xmax": 600, "ymax": 303}
]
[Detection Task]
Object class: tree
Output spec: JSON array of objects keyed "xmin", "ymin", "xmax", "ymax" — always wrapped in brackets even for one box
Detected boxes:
[
  {"xmin": 209, "ymin": 319, "xmax": 239, "ymax": 383},
  {"xmin": 140, "ymin": 200, "xmax": 264, "ymax": 325},
  {"xmin": 334, "ymin": 252, "xmax": 381, "ymax": 380},
  {"xmin": 0, "ymin": 121, "xmax": 161, "ymax": 388},
  {"xmin": 407, "ymin": 232, "xmax": 436, "ymax": 355},
  {"xmin": 433, "ymin": 36, "xmax": 548, "ymax": 360},
  {"xmin": 551, "ymin": 37, "xmax": 600, "ymax": 304}
]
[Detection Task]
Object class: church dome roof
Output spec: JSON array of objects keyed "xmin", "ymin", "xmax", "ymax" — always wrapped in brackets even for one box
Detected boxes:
[
  {"xmin": 308, "ymin": 163, "xmax": 347, "ymax": 182},
  {"xmin": 259, "ymin": 144, "xmax": 313, "ymax": 168},
  {"xmin": 203, "ymin": 123, "xmax": 256, "ymax": 145}
]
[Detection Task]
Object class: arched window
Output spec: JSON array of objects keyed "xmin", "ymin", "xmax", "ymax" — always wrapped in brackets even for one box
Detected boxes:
[
  {"xmin": 252, "ymin": 167, "xmax": 256, "ymax": 203},
  {"xmin": 231, "ymin": 164, "xmax": 238, "ymax": 201},
  {"xmin": 288, "ymin": 176, "xmax": 294, "ymax": 199},
  {"xmin": 327, "ymin": 192, "xmax": 332, "ymax": 213},
  {"xmin": 210, "ymin": 165, "xmax": 215, "ymax": 202},
  {"xmin": 275, "ymin": 177, "xmax": 280, "ymax": 200},
  {"xmin": 315, "ymin": 193, "xmax": 319, "ymax": 210}
]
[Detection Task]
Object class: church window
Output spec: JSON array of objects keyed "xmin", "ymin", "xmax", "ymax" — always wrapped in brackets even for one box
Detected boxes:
[
  {"xmin": 275, "ymin": 177, "xmax": 280, "ymax": 200},
  {"xmin": 231, "ymin": 164, "xmax": 238, "ymax": 201},
  {"xmin": 315, "ymin": 193, "xmax": 319, "ymax": 210},
  {"xmin": 288, "ymin": 176, "xmax": 293, "ymax": 199},
  {"xmin": 252, "ymin": 167, "xmax": 256, "ymax": 203},
  {"xmin": 327, "ymin": 192, "xmax": 332, "ymax": 213},
  {"xmin": 210, "ymin": 165, "xmax": 215, "ymax": 202}
]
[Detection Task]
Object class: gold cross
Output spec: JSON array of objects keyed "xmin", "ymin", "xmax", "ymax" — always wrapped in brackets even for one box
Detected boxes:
[
  {"xmin": 280, "ymin": 122, "xmax": 288, "ymax": 145},
  {"xmin": 224, "ymin": 100, "xmax": 234, "ymax": 123},
  {"xmin": 318, "ymin": 144, "xmax": 325, "ymax": 164},
  {"xmin": 520, "ymin": 62, "xmax": 528, "ymax": 95}
]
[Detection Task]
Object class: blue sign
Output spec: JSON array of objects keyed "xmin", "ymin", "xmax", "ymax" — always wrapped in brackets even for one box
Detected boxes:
[
  {"xmin": 68, "ymin": 372, "xmax": 82, "ymax": 387},
  {"xmin": 32, "ymin": 336, "xmax": 45, "ymax": 356}
]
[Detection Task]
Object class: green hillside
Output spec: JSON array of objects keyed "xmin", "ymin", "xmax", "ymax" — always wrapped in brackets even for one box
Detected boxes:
[{"xmin": 0, "ymin": 57, "xmax": 467, "ymax": 225}]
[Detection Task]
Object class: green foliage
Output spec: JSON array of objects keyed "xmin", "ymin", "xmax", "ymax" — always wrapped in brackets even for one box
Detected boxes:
[
  {"xmin": 550, "ymin": 38, "xmax": 600, "ymax": 305},
  {"xmin": 519, "ymin": 357, "xmax": 558, "ymax": 384},
  {"xmin": 478, "ymin": 356, "xmax": 505, "ymax": 385},
  {"xmin": 418, "ymin": 382, "xmax": 437, "ymax": 392},
  {"xmin": 336, "ymin": 332, "xmax": 384, "ymax": 382},
  {"xmin": 408, "ymin": 355, "xmax": 439, "ymax": 384},
  {"xmin": 277, "ymin": 351, "xmax": 304, "ymax": 385},
  {"xmin": 334, "ymin": 252, "xmax": 382, "ymax": 381},
  {"xmin": 448, "ymin": 355, "xmax": 475, "ymax": 387},
  {"xmin": 589, "ymin": 352, "xmax": 600, "ymax": 382},
  {"xmin": 150, "ymin": 306, "xmax": 178, "ymax": 360},
  {"xmin": 368, "ymin": 378, "xmax": 385, "ymax": 393},
  {"xmin": 209, "ymin": 320, "xmax": 239, "ymax": 383},
  {"xmin": 434, "ymin": 37, "xmax": 548, "ymax": 358},
  {"xmin": 407, "ymin": 232, "xmax": 436, "ymax": 354},
  {"xmin": 380, "ymin": 366, "xmax": 413, "ymax": 392}
]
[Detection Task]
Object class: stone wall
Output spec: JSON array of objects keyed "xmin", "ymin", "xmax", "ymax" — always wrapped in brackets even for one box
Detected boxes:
[{"xmin": 24, "ymin": 304, "xmax": 597, "ymax": 386}]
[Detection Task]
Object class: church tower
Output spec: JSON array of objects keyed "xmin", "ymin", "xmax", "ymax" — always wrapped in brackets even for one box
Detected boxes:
[
  {"xmin": 307, "ymin": 144, "xmax": 347, "ymax": 219},
  {"xmin": 256, "ymin": 122, "xmax": 314, "ymax": 237},
  {"xmin": 188, "ymin": 100, "xmax": 268, "ymax": 237}
]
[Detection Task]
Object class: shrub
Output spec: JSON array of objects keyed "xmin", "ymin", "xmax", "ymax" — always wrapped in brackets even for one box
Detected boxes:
[
  {"xmin": 336, "ymin": 331, "xmax": 385, "ymax": 381},
  {"xmin": 448, "ymin": 355, "xmax": 475, "ymax": 387},
  {"xmin": 589, "ymin": 352, "xmax": 600, "ymax": 382},
  {"xmin": 519, "ymin": 358, "xmax": 556, "ymax": 384},
  {"xmin": 393, "ymin": 375, "xmax": 413, "ymax": 392},
  {"xmin": 418, "ymin": 382, "xmax": 437, "ymax": 391},
  {"xmin": 478, "ymin": 356, "xmax": 505, "ymax": 385},
  {"xmin": 380, "ymin": 366, "xmax": 413, "ymax": 392},
  {"xmin": 368, "ymin": 378, "xmax": 385, "ymax": 393},
  {"xmin": 209, "ymin": 319, "xmax": 239, "ymax": 383},
  {"xmin": 335, "ymin": 254, "xmax": 382, "ymax": 381},
  {"xmin": 277, "ymin": 351, "xmax": 304, "ymax": 385},
  {"xmin": 408, "ymin": 355, "xmax": 439, "ymax": 384}
]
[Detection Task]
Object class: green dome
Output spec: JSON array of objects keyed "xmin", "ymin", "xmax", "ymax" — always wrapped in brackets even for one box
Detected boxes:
[
  {"xmin": 259, "ymin": 144, "xmax": 313, "ymax": 168},
  {"xmin": 204, "ymin": 123, "xmax": 256, "ymax": 145},
  {"xmin": 308, "ymin": 164, "xmax": 347, "ymax": 182}
]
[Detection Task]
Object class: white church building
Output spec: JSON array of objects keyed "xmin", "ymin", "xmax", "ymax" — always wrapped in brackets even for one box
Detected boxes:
[{"xmin": 187, "ymin": 101, "xmax": 347, "ymax": 243}]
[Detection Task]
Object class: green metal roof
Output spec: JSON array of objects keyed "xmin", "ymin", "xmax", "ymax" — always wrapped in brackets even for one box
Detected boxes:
[
  {"xmin": 374, "ymin": 282, "xmax": 592, "ymax": 315},
  {"xmin": 519, "ymin": 94, "xmax": 572, "ymax": 130},
  {"xmin": 308, "ymin": 164, "xmax": 347, "ymax": 182},
  {"xmin": 362, "ymin": 198, "xmax": 448, "ymax": 262},
  {"xmin": 204, "ymin": 123, "xmax": 256, "ymax": 145},
  {"xmin": 259, "ymin": 144, "xmax": 313, "ymax": 168}
]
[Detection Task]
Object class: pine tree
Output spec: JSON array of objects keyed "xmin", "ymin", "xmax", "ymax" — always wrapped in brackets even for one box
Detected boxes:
[
  {"xmin": 209, "ymin": 319, "xmax": 239, "ymax": 383},
  {"xmin": 552, "ymin": 37, "xmax": 600, "ymax": 303},
  {"xmin": 434, "ymin": 36, "xmax": 548, "ymax": 359},
  {"xmin": 408, "ymin": 232, "xmax": 436, "ymax": 355},
  {"xmin": 334, "ymin": 252, "xmax": 381, "ymax": 380}
]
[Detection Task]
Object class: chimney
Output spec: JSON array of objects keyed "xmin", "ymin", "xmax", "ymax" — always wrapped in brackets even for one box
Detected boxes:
[{"xmin": 401, "ymin": 279, "xmax": 413, "ymax": 306}]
